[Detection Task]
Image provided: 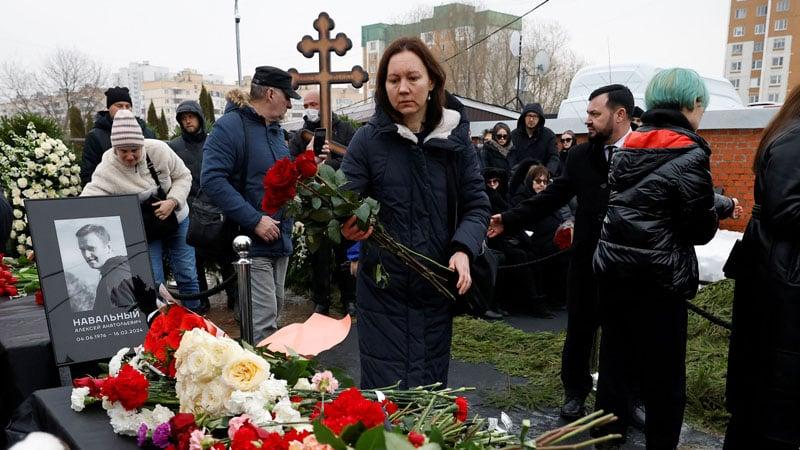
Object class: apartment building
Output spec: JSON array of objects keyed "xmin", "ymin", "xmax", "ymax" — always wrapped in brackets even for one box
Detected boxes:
[{"xmin": 724, "ymin": 0, "xmax": 794, "ymax": 104}]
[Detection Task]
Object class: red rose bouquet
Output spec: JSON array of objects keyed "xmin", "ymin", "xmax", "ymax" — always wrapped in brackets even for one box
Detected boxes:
[{"xmin": 263, "ymin": 151, "xmax": 456, "ymax": 300}]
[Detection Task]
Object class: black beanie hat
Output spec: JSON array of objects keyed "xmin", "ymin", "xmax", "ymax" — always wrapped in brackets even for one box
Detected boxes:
[{"xmin": 105, "ymin": 86, "xmax": 132, "ymax": 108}]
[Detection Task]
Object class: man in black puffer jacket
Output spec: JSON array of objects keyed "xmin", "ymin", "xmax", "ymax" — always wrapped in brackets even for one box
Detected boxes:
[{"xmin": 80, "ymin": 87, "xmax": 156, "ymax": 185}]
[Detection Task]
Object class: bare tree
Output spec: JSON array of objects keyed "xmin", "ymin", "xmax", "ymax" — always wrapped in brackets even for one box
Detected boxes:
[
  {"xmin": 388, "ymin": 3, "xmax": 584, "ymax": 113},
  {"xmin": 0, "ymin": 48, "xmax": 106, "ymax": 129}
]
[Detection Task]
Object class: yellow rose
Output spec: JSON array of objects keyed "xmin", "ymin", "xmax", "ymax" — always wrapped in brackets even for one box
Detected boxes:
[{"xmin": 222, "ymin": 352, "xmax": 269, "ymax": 391}]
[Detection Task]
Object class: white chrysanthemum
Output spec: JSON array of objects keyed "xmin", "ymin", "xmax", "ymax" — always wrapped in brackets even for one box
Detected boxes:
[
  {"xmin": 260, "ymin": 377, "xmax": 288, "ymax": 403},
  {"xmin": 70, "ymin": 387, "xmax": 90, "ymax": 412},
  {"xmin": 16, "ymin": 178, "xmax": 27, "ymax": 189},
  {"xmin": 34, "ymin": 148, "xmax": 45, "ymax": 158},
  {"xmin": 108, "ymin": 347, "xmax": 129, "ymax": 376},
  {"xmin": 272, "ymin": 398, "xmax": 311, "ymax": 431},
  {"xmin": 105, "ymin": 401, "xmax": 140, "ymax": 436}
]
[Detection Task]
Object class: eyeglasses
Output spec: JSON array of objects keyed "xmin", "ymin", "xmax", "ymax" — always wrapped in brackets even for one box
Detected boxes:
[
  {"xmin": 495, "ymin": 134, "xmax": 508, "ymax": 140},
  {"xmin": 533, "ymin": 178, "xmax": 550, "ymax": 185},
  {"xmin": 561, "ymin": 137, "xmax": 573, "ymax": 143}
]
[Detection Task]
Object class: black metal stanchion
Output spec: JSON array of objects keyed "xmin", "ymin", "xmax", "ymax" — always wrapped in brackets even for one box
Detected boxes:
[{"xmin": 232, "ymin": 236, "xmax": 253, "ymax": 345}]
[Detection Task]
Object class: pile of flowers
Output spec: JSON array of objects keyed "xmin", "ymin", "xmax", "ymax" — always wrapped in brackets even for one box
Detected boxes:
[
  {"xmin": 2, "ymin": 254, "xmax": 41, "ymax": 301},
  {"xmin": 0, "ymin": 123, "xmax": 82, "ymax": 256},
  {"xmin": 70, "ymin": 303, "xmax": 621, "ymax": 449},
  {"xmin": 264, "ymin": 151, "xmax": 456, "ymax": 301}
]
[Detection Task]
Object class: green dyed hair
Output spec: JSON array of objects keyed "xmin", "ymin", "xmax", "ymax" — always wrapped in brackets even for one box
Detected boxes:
[{"xmin": 645, "ymin": 68, "xmax": 709, "ymax": 111}]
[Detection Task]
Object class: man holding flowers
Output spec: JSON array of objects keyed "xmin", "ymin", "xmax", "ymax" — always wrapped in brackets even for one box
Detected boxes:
[{"xmin": 201, "ymin": 66, "xmax": 300, "ymax": 341}]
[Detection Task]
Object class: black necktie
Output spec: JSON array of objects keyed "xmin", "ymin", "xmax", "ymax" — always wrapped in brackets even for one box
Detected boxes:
[{"xmin": 605, "ymin": 145, "xmax": 616, "ymax": 162}]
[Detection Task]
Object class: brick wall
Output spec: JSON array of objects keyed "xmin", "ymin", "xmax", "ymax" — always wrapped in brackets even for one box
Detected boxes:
[{"xmin": 562, "ymin": 128, "xmax": 761, "ymax": 232}]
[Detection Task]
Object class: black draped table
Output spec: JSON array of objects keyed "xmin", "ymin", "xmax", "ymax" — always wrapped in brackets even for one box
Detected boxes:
[
  {"xmin": 0, "ymin": 295, "xmax": 59, "ymax": 447},
  {"xmin": 6, "ymin": 386, "xmax": 139, "ymax": 449}
]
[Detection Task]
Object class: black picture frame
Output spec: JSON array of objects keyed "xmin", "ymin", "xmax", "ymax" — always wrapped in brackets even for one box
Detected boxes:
[{"xmin": 25, "ymin": 195, "xmax": 155, "ymax": 366}]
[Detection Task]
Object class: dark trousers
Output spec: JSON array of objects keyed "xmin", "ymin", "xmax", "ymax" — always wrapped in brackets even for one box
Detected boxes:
[
  {"xmin": 724, "ymin": 414, "xmax": 799, "ymax": 450},
  {"xmin": 310, "ymin": 239, "xmax": 355, "ymax": 307},
  {"xmin": 560, "ymin": 256, "xmax": 600, "ymax": 399},
  {"xmin": 594, "ymin": 283, "xmax": 688, "ymax": 450}
]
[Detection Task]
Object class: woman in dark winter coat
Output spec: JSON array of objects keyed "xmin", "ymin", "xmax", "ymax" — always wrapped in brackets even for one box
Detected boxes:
[
  {"xmin": 723, "ymin": 87, "xmax": 800, "ymax": 450},
  {"xmin": 482, "ymin": 122, "xmax": 513, "ymax": 176},
  {"xmin": 341, "ymin": 37, "xmax": 490, "ymax": 389},
  {"xmin": 591, "ymin": 68, "xmax": 719, "ymax": 449}
]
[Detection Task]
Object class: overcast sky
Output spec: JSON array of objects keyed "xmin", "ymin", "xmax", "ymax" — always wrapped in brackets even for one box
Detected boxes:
[{"xmin": 0, "ymin": 0, "xmax": 730, "ymax": 85}]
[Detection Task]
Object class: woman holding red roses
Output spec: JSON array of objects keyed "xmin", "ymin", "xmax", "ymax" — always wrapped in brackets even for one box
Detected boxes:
[{"xmin": 341, "ymin": 37, "xmax": 490, "ymax": 389}]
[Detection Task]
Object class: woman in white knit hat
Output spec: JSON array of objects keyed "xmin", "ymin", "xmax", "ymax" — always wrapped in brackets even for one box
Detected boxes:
[{"xmin": 81, "ymin": 109, "xmax": 201, "ymax": 310}]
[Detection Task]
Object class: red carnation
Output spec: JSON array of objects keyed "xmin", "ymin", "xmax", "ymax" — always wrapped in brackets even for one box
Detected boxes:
[
  {"xmin": 295, "ymin": 150, "xmax": 318, "ymax": 179},
  {"xmin": 170, "ymin": 412, "xmax": 198, "ymax": 450},
  {"xmin": 310, "ymin": 387, "xmax": 386, "ymax": 435},
  {"xmin": 408, "ymin": 431, "xmax": 425, "ymax": 448},
  {"xmin": 211, "ymin": 444, "xmax": 227, "ymax": 450},
  {"xmin": 454, "ymin": 397, "xmax": 468, "ymax": 422},
  {"xmin": 231, "ymin": 422, "xmax": 264, "ymax": 450},
  {"xmin": 34, "ymin": 289, "xmax": 44, "ymax": 305},
  {"xmin": 381, "ymin": 399, "xmax": 398, "ymax": 415},
  {"xmin": 73, "ymin": 376, "xmax": 106, "ymax": 398},
  {"xmin": 101, "ymin": 364, "xmax": 149, "ymax": 410}
]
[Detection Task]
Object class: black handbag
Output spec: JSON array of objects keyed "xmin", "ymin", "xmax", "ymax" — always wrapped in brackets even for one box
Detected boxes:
[
  {"xmin": 141, "ymin": 155, "xmax": 179, "ymax": 242},
  {"xmin": 445, "ymin": 150, "xmax": 495, "ymax": 316},
  {"xmin": 186, "ymin": 112, "xmax": 248, "ymax": 259}
]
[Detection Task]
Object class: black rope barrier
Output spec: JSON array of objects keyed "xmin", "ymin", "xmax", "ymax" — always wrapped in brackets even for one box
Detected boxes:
[
  {"xmin": 496, "ymin": 247, "xmax": 573, "ymax": 270},
  {"xmin": 167, "ymin": 272, "xmax": 237, "ymax": 300}
]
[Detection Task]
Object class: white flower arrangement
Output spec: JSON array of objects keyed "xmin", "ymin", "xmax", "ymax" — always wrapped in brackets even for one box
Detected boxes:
[{"xmin": 0, "ymin": 123, "xmax": 82, "ymax": 255}]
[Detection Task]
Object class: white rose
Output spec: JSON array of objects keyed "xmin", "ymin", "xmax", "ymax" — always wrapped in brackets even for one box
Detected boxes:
[
  {"xmin": 222, "ymin": 351, "xmax": 269, "ymax": 391},
  {"xmin": 13, "ymin": 220, "xmax": 25, "ymax": 231},
  {"xmin": 108, "ymin": 347, "xmax": 129, "ymax": 376},
  {"xmin": 12, "ymin": 209, "xmax": 22, "ymax": 219},
  {"xmin": 70, "ymin": 387, "xmax": 91, "ymax": 412},
  {"xmin": 34, "ymin": 148, "xmax": 45, "ymax": 158},
  {"xmin": 17, "ymin": 178, "xmax": 27, "ymax": 189},
  {"xmin": 16, "ymin": 245, "xmax": 25, "ymax": 255},
  {"xmin": 44, "ymin": 179, "xmax": 53, "ymax": 187},
  {"xmin": 11, "ymin": 188, "xmax": 20, "ymax": 197},
  {"xmin": 48, "ymin": 153, "xmax": 59, "ymax": 163},
  {"xmin": 182, "ymin": 347, "xmax": 218, "ymax": 381},
  {"xmin": 198, "ymin": 380, "xmax": 230, "ymax": 417}
]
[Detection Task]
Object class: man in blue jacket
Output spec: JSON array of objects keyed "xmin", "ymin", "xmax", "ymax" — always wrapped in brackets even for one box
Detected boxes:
[{"xmin": 201, "ymin": 66, "xmax": 299, "ymax": 341}]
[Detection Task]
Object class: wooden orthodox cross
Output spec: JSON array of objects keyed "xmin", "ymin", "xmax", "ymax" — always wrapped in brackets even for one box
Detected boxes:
[{"xmin": 288, "ymin": 12, "xmax": 369, "ymax": 155}]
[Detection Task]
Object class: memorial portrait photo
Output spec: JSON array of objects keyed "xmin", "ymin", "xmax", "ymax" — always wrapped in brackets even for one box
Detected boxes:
[{"xmin": 25, "ymin": 195, "xmax": 155, "ymax": 365}]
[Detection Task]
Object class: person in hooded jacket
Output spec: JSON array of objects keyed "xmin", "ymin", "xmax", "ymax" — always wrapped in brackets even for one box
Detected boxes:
[
  {"xmin": 168, "ymin": 100, "xmax": 216, "ymax": 313},
  {"xmin": 591, "ymin": 68, "xmax": 720, "ymax": 449},
  {"xmin": 482, "ymin": 122, "xmax": 513, "ymax": 177},
  {"xmin": 722, "ymin": 86, "xmax": 800, "ymax": 450},
  {"xmin": 508, "ymin": 103, "xmax": 559, "ymax": 179},
  {"xmin": 341, "ymin": 37, "xmax": 490, "ymax": 389},
  {"xmin": 80, "ymin": 87, "xmax": 155, "ymax": 186}
]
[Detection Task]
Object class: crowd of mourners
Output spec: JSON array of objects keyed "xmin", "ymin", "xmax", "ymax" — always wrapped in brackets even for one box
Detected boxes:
[{"xmin": 3, "ymin": 34, "xmax": 800, "ymax": 450}]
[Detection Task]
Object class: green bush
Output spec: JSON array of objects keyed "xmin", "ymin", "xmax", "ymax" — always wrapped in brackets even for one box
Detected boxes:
[{"xmin": 0, "ymin": 113, "xmax": 63, "ymax": 146}]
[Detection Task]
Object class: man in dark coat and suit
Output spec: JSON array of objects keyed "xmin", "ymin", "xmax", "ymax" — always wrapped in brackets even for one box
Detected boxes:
[
  {"xmin": 508, "ymin": 103, "xmax": 559, "ymax": 178},
  {"xmin": 489, "ymin": 84, "xmax": 634, "ymax": 419},
  {"xmin": 80, "ymin": 87, "xmax": 155, "ymax": 185}
]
